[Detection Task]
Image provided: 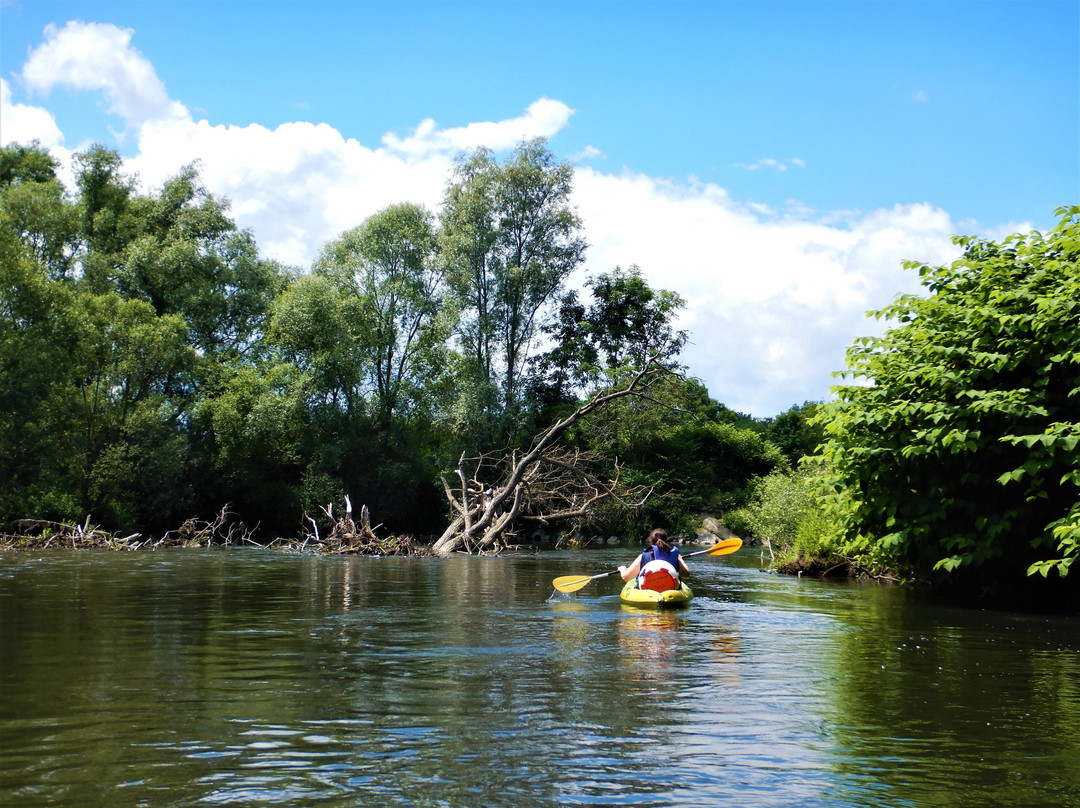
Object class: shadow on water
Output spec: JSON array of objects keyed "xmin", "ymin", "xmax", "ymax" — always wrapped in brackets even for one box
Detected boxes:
[{"xmin": 1, "ymin": 547, "xmax": 1079, "ymax": 807}]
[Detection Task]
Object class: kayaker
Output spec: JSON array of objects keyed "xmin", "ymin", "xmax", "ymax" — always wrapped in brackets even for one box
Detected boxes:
[{"xmin": 618, "ymin": 528, "xmax": 691, "ymax": 592}]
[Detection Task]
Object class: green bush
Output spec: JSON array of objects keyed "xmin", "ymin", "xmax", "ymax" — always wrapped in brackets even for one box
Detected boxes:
[{"xmin": 814, "ymin": 206, "xmax": 1080, "ymax": 588}]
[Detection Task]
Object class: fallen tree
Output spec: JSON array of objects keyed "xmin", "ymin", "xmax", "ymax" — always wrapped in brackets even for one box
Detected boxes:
[{"xmin": 431, "ymin": 360, "xmax": 671, "ymax": 556}]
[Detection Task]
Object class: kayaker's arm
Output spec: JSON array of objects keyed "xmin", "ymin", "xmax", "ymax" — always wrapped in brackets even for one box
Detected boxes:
[
  {"xmin": 678, "ymin": 556, "xmax": 691, "ymax": 577},
  {"xmin": 618, "ymin": 557, "xmax": 642, "ymax": 581}
]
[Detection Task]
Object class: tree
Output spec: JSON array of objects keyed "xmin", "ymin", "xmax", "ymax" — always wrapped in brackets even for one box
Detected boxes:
[
  {"xmin": 814, "ymin": 206, "xmax": 1080, "ymax": 593},
  {"xmin": 762, "ymin": 401, "xmax": 824, "ymax": 465},
  {"xmin": 440, "ymin": 138, "xmax": 586, "ymax": 440},
  {"xmin": 0, "ymin": 142, "xmax": 80, "ymax": 280},
  {"xmin": 267, "ymin": 273, "xmax": 368, "ymax": 414},
  {"xmin": 110, "ymin": 164, "xmax": 286, "ymax": 360},
  {"xmin": 535, "ymin": 265, "xmax": 687, "ymax": 406},
  {"xmin": 73, "ymin": 144, "xmax": 136, "ymax": 280},
  {"xmin": 0, "ymin": 224, "xmax": 80, "ymax": 522},
  {"xmin": 313, "ymin": 203, "xmax": 449, "ymax": 425}
]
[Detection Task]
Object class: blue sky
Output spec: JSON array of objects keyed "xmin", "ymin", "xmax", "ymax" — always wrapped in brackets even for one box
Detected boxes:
[{"xmin": 2, "ymin": 0, "xmax": 1077, "ymax": 416}]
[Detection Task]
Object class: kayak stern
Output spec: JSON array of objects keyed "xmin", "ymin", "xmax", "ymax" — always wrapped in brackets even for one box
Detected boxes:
[{"xmin": 619, "ymin": 579, "xmax": 693, "ymax": 609}]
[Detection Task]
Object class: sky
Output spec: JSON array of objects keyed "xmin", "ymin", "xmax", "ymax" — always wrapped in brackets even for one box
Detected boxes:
[{"xmin": 2, "ymin": 0, "xmax": 1077, "ymax": 417}]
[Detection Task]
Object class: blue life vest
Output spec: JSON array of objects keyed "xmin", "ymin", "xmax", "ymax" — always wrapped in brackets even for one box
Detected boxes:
[{"xmin": 642, "ymin": 545, "xmax": 682, "ymax": 569}]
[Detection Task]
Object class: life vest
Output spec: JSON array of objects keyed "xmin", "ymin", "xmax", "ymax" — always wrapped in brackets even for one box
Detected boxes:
[{"xmin": 637, "ymin": 546, "xmax": 681, "ymax": 592}]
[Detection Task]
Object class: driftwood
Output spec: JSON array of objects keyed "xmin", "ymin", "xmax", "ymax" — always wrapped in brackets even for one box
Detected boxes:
[
  {"xmin": 0, "ymin": 505, "xmax": 256, "ymax": 551},
  {"xmin": 431, "ymin": 360, "xmax": 668, "ymax": 556},
  {"xmin": 289, "ymin": 496, "xmax": 429, "ymax": 556}
]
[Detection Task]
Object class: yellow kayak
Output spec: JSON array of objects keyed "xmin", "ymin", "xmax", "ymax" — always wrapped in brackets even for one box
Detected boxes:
[{"xmin": 619, "ymin": 579, "xmax": 693, "ymax": 608}]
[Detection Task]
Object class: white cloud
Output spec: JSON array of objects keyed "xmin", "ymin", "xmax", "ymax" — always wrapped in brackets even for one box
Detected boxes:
[
  {"xmin": 1, "ymin": 77, "xmax": 65, "ymax": 148},
  {"xmin": 6, "ymin": 20, "xmax": 967, "ymax": 416},
  {"xmin": 380, "ymin": 97, "xmax": 574, "ymax": 156},
  {"xmin": 571, "ymin": 169, "xmax": 960, "ymax": 413},
  {"xmin": 573, "ymin": 145, "xmax": 605, "ymax": 161},
  {"xmin": 21, "ymin": 21, "xmax": 190, "ymax": 132},
  {"xmin": 736, "ymin": 157, "xmax": 804, "ymax": 173}
]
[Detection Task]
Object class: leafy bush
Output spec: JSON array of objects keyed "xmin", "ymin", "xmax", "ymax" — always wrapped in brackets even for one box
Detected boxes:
[
  {"xmin": 814, "ymin": 206, "xmax": 1080, "ymax": 589},
  {"xmin": 742, "ymin": 466, "xmax": 841, "ymax": 568}
]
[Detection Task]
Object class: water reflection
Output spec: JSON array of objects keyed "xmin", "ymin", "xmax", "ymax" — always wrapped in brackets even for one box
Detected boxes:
[{"xmin": 1, "ymin": 548, "xmax": 1079, "ymax": 807}]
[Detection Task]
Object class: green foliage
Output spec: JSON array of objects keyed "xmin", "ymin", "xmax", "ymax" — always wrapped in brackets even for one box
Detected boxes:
[
  {"xmin": 313, "ymin": 203, "xmax": 451, "ymax": 425},
  {"xmin": 814, "ymin": 206, "xmax": 1080, "ymax": 588},
  {"xmin": 572, "ymin": 375, "xmax": 787, "ymax": 534},
  {"xmin": 762, "ymin": 401, "xmax": 824, "ymax": 465},
  {"xmin": 740, "ymin": 466, "xmax": 841, "ymax": 567},
  {"xmin": 0, "ymin": 224, "xmax": 80, "ymax": 521},
  {"xmin": 0, "ymin": 141, "xmax": 80, "ymax": 279},
  {"xmin": 440, "ymin": 138, "xmax": 586, "ymax": 441},
  {"xmin": 534, "ymin": 265, "xmax": 687, "ymax": 407}
]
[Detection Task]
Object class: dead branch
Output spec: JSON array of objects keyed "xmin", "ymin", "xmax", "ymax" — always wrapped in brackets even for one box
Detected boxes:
[
  {"xmin": 294, "ymin": 498, "xmax": 430, "ymax": 556},
  {"xmin": 432, "ymin": 358, "xmax": 673, "ymax": 555},
  {"xmin": 0, "ymin": 505, "xmax": 257, "ymax": 551}
]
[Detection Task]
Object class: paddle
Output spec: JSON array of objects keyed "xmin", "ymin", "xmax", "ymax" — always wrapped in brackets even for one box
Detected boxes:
[{"xmin": 552, "ymin": 537, "xmax": 743, "ymax": 594}]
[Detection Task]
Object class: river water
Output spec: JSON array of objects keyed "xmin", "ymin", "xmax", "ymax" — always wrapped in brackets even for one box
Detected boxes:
[{"xmin": 1, "ymin": 547, "xmax": 1078, "ymax": 807}]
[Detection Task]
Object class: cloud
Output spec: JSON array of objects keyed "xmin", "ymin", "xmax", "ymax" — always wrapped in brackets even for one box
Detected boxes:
[
  {"xmin": 1, "ymin": 77, "xmax": 65, "ymax": 148},
  {"xmin": 21, "ymin": 21, "xmax": 190, "ymax": 133},
  {"xmin": 380, "ymin": 97, "xmax": 574, "ymax": 156},
  {"xmin": 5, "ymin": 20, "xmax": 966, "ymax": 416},
  {"xmin": 571, "ymin": 169, "xmax": 960, "ymax": 413},
  {"xmin": 128, "ymin": 115, "xmax": 461, "ymax": 266},
  {"xmin": 736, "ymin": 157, "xmax": 805, "ymax": 172},
  {"xmin": 916, "ymin": 90, "xmax": 928, "ymax": 102},
  {"xmin": 573, "ymin": 145, "xmax": 605, "ymax": 161}
]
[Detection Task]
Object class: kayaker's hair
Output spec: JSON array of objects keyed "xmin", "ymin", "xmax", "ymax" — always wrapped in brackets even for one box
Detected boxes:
[{"xmin": 649, "ymin": 528, "xmax": 672, "ymax": 552}]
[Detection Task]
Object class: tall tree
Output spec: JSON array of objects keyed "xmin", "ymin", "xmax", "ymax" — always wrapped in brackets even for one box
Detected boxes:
[
  {"xmin": 0, "ymin": 142, "xmax": 80, "ymax": 280},
  {"xmin": 313, "ymin": 203, "xmax": 448, "ymax": 425},
  {"xmin": 109, "ymin": 163, "xmax": 285, "ymax": 360},
  {"xmin": 535, "ymin": 265, "xmax": 687, "ymax": 405},
  {"xmin": 440, "ymin": 139, "xmax": 586, "ymax": 439}
]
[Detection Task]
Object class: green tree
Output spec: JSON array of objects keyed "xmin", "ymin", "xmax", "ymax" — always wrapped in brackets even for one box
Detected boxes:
[
  {"xmin": 313, "ymin": 203, "xmax": 450, "ymax": 425},
  {"xmin": 193, "ymin": 359, "xmax": 308, "ymax": 529},
  {"xmin": 0, "ymin": 142, "xmax": 80, "ymax": 280},
  {"xmin": 440, "ymin": 138, "xmax": 586, "ymax": 440},
  {"xmin": 267, "ymin": 273, "xmax": 368, "ymax": 414},
  {"xmin": 105, "ymin": 163, "xmax": 285, "ymax": 359},
  {"xmin": 74, "ymin": 144, "xmax": 136, "ymax": 281},
  {"xmin": 70, "ymin": 292, "xmax": 197, "ymax": 527},
  {"xmin": 0, "ymin": 224, "xmax": 80, "ymax": 521},
  {"xmin": 763, "ymin": 401, "xmax": 824, "ymax": 465},
  {"xmin": 814, "ymin": 206, "xmax": 1080, "ymax": 593},
  {"xmin": 535, "ymin": 265, "xmax": 687, "ymax": 406}
]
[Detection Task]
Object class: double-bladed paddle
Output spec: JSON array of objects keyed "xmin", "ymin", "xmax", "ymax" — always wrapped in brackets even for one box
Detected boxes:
[{"xmin": 551, "ymin": 537, "xmax": 743, "ymax": 594}]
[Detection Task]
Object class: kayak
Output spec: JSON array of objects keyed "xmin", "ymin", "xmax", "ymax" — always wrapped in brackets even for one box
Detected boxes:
[{"xmin": 619, "ymin": 578, "xmax": 693, "ymax": 608}]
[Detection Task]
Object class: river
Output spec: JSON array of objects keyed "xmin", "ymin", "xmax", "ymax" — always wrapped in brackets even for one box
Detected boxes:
[{"xmin": 1, "ymin": 547, "xmax": 1078, "ymax": 807}]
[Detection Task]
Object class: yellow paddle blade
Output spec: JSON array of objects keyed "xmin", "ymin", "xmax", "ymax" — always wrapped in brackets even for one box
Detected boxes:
[
  {"xmin": 552, "ymin": 575, "xmax": 595, "ymax": 593},
  {"xmin": 704, "ymin": 537, "xmax": 743, "ymax": 556}
]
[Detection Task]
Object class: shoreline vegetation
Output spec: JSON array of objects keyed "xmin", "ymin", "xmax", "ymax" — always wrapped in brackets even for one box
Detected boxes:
[
  {"xmin": 0, "ymin": 502, "xmax": 738, "ymax": 559},
  {"xmin": 3, "ymin": 136, "xmax": 1078, "ymax": 608}
]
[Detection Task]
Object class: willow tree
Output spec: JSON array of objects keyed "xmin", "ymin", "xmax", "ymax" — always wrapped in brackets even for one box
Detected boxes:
[
  {"xmin": 439, "ymin": 138, "xmax": 586, "ymax": 443},
  {"xmin": 313, "ymin": 203, "xmax": 449, "ymax": 425},
  {"xmin": 815, "ymin": 206, "xmax": 1080, "ymax": 592}
]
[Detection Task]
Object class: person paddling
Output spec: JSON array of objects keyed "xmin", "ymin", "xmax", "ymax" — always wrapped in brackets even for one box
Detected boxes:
[{"xmin": 618, "ymin": 528, "xmax": 691, "ymax": 592}]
